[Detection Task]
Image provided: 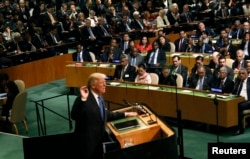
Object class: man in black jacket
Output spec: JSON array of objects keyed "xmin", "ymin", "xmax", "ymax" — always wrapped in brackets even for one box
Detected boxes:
[{"xmin": 113, "ymin": 54, "xmax": 136, "ymax": 82}]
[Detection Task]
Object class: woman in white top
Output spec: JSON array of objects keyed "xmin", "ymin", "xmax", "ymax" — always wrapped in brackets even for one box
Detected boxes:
[{"xmin": 135, "ymin": 64, "xmax": 152, "ymax": 84}]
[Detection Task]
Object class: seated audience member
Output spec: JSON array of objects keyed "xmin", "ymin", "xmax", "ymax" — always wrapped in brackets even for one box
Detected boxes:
[
  {"xmin": 158, "ymin": 35, "xmax": 171, "ymax": 52},
  {"xmin": 119, "ymin": 33, "xmax": 131, "ymax": 54},
  {"xmin": 188, "ymin": 65, "xmax": 213, "ymax": 91},
  {"xmin": 185, "ymin": 37, "xmax": 196, "ymax": 52},
  {"xmin": 101, "ymin": 38, "xmax": 122, "ymax": 63},
  {"xmin": 169, "ymin": 55, "xmax": 188, "ymax": 86},
  {"xmin": 180, "ymin": 4, "xmax": 195, "ymax": 31},
  {"xmin": 45, "ymin": 25, "xmax": 68, "ymax": 56},
  {"xmin": 212, "ymin": 66, "xmax": 234, "ymax": 94},
  {"xmin": 159, "ymin": 66, "xmax": 176, "ymax": 86},
  {"xmin": 136, "ymin": 36, "xmax": 152, "ymax": 53},
  {"xmin": 240, "ymin": 32, "xmax": 250, "ymax": 60},
  {"xmin": 156, "ymin": 9, "xmax": 171, "ymax": 34},
  {"xmin": 113, "ymin": 54, "xmax": 136, "ymax": 82},
  {"xmin": 0, "ymin": 73, "xmax": 9, "ymax": 93},
  {"xmin": 219, "ymin": 37, "xmax": 237, "ymax": 59},
  {"xmin": 145, "ymin": 41, "xmax": 166, "ymax": 75},
  {"xmin": 246, "ymin": 61, "xmax": 250, "ymax": 75},
  {"xmin": 195, "ymin": 22, "xmax": 216, "ymax": 38},
  {"xmin": 128, "ymin": 47, "xmax": 144, "ymax": 67},
  {"xmin": 174, "ymin": 30, "xmax": 188, "ymax": 52},
  {"xmin": 124, "ymin": 40, "xmax": 136, "ymax": 54},
  {"xmin": 214, "ymin": 29, "xmax": 228, "ymax": 52},
  {"xmin": 189, "ymin": 55, "xmax": 212, "ymax": 80},
  {"xmin": 232, "ymin": 68, "xmax": 250, "ymax": 135},
  {"xmin": 135, "ymin": 63, "xmax": 152, "ymax": 84},
  {"xmin": 0, "ymin": 80, "xmax": 19, "ymax": 117},
  {"xmin": 193, "ymin": 37, "xmax": 213, "ymax": 53},
  {"xmin": 72, "ymin": 43, "xmax": 93, "ymax": 62},
  {"xmin": 208, "ymin": 52, "xmax": 220, "ymax": 70},
  {"xmin": 232, "ymin": 49, "xmax": 247, "ymax": 74},
  {"xmin": 231, "ymin": 20, "xmax": 244, "ymax": 39},
  {"xmin": 213, "ymin": 55, "xmax": 234, "ymax": 81}
]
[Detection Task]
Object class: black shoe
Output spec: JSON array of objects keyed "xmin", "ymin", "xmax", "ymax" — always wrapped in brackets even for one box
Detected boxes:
[{"xmin": 233, "ymin": 129, "xmax": 244, "ymax": 136}]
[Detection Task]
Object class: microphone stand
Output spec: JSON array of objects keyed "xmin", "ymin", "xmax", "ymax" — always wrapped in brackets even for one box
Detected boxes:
[
  {"xmin": 173, "ymin": 75, "xmax": 190, "ymax": 159},
  {"xmin": 213, "ymin": 94, "xmax": 220, "ymax": 143}
]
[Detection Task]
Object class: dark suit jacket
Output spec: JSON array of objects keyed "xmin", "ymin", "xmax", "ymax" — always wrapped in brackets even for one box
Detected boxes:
[
  {"xmin": 71, "ymin": 92, "xmax": 125, "ymax": 159},
  {"xmin": 145, "ymin": 48, "xmax": 166, "ymax": 68},
  {"xmin": 180, "ymin": 12, "xmax": 194, "ymax": 23},
  {"xmin": 232, "ymin": 60, "xmax": 248, "ymax": 70},
  {"xmin": 196, "ymin": 27, "xmax": 216, "ymax": 38},
  {"xmin": 131, "ymin": 18, "xmax": 144, "ymax": 30},
  {"xmin": 174, "ymin": 38, "xmax": 188, "ymax": 52},
  {"xmin": 213, "ymin": 66, "xmax": 234, "ymax": 81},
  {"xmin": 159, "ymin": 74, "xmax": 176, "ymax": 86},
  {"xmin": 240, "ymin": 41, "xmax": 250, "ymax": 59},
  {"xmin": 169, "ymin": 64, "xmax": 188, "ymax": 86},
  {"xmin": 113, "ymin": 64, "xmax": 136, "ymax": 82},
  {"xmin": 72, "ymin": 50, "xmax": 93, "ymax": 62},
  {"xmin": 101, "ymin": 47, "xmax": 122, "ymax": 62},
  {"xmin": 193, "ymin": 43, "xmax": 213, "ymax": 53},
  {"xmin": 232, "ymin": 28, "xmax": 244, "ymax": 39},
  {"xmin": 212, "ymin": 77, "xmax": 234, "ymax": 94},
  {"xmin": 232, "ymin": 78, "xmax": 250, "ymax": 100},
  {"xmin": 188, "ymin": 74, "xmax": 213, "ymax": 91}
]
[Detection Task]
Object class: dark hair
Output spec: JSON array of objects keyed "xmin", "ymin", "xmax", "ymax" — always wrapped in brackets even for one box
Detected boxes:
[
  {"xmin": 6, "ymin": 81, "xmax": 19, "ymax": 97},
  {"xmin": 138, "ymin": 63, "xmax": 146, "ymax": 70},
  {"xmin": 172, "ymin": 55, "xmax": 180, "ymax": 60},
  {"xmin": 195, "ymin": 56, "xmax": 204, "ymax": 61},
  {"xmin": 139, "ymin": 36, "xmax": 150, "ymax": 46}
]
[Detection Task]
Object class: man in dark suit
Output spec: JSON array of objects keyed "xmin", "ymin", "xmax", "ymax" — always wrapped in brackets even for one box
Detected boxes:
[
  {"xmin": 95, "ymin": 17, "xmax": 112, "ymax": 46},
  {"xmin": 193, "ymin": 38, "xmax": 213, "ymax": 53},
  {"xmin": 101, "ymin": 38, "xmax": 122, "ymax": 63},
  {"xmin": 113, "ymin": 54, "xmax": 136, "ymax": 82},
  {"xmin": 71, "ymin": 73, "xmax": 137, "ymax": 159},
  {"xmin": 240, "ymin": 32, "xmax": 250, "ymax": 60},
  {"xmin": 232, "ymin": 49, "xmax": 247, "ymax": 73},
  {"xmin": 174, "ymin": 30, "xmax": 188, "ymax": 52},
  {"xmin": 212, "ymin": 66, "xmax": 234, "ymax": 94},
  {"xmin": 219, "ymin": 37, "xmax": 237, "ymax": 60},
  {"xmin": 159, "ymin": 66, "xmax": 176, "ymax": 86},
  {"xmin": 179, "ymin": 4, "xmax": 195, "ymax": 31},
  {"xmin": 72, "ymin": 43, "xmax": 93, "ymax": 62},
  {"xmin": 169, "ymin": 55, "xmax": 188, "ymax": 86},
  {"xmin": 188, "ymin": 65, "xmax": 213, "ymax": 91},
  {"xmin": 232, "ymin": 68, "xmax": 250, "ymax": 135},
  {"xmin": 189, "ymin": 56, "xmax": 212, "ymax": 85},
  {"xmin": 213, "ymin": 55, "xmax": 234, "ymax": 81},
  {"xmin": 145, "ymin": 41, "xmax": 166, "ymax": 75}
]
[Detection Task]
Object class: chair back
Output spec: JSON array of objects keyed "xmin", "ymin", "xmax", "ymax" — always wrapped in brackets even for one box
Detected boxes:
[
  {"xmin": 226, "ymin": 59, "xmax": 234, "ymax": 68},
  {"xmin": 149, "ymin": 73, "xmax": 159, "ymax": 85},
  {"xmin": 9, "ymin": 91, "xmax": 27, "ymax": 123},
  {"xmin": 169, "ymin": 42, "xmax": 176, "ymax": 53},
  {"xmin": 14, "ymin": 79, "xmax": 25, "ymax": 92},
  {"xmin": 175, "ymin": 73, "xmax": 183, "ymax": 88},
  {"xmin": 89, "ymin": 52, "xmax": 97, "ymax": 62}
]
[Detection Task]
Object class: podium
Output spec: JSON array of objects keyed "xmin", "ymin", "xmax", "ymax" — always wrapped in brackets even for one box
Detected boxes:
[
  {"xmin": 23, "ymin": 105, "xmax": 178, "ymax": 159},
  {"xmin": 104, "ymin": 105, "xmax": 178, "ymax": 159}
]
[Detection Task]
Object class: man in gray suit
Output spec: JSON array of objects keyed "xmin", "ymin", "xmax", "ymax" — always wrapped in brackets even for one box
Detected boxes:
[{"xmin": 128, "ymin": 47, "xmax": 144, "ymax": 67}]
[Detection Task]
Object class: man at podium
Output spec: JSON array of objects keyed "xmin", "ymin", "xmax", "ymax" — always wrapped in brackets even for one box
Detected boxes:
[{"xmin": 71, "ymin": 72, "xmax": 137, "ymax": 159}]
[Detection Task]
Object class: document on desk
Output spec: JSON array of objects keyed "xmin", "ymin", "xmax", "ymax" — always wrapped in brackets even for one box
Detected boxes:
[{"xmin": 207, "ymin": 94, "xmax": 229, "ymax": 99}]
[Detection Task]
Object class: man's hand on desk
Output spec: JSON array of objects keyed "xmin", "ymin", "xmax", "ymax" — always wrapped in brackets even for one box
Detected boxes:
[{"xmin": 125, "ymin": 112, "xmax": 138, "ymax": 117}]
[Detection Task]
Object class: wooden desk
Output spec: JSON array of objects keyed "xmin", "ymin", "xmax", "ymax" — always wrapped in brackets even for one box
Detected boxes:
[
  {"xmin": 103, "ymin": 83, "xmax": 245, "ymax": 128},
  {"xmin": 65, "ymin": 63, "xmax": 116, "ymax": 87},
  {"xmin": 0, "ymin": 54, "xmax": 72, "ymax": 88}
]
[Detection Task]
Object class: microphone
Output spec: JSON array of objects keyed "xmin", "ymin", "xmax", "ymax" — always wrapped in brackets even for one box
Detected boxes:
[
  {"xmin": 136, "ymin": 102, "xmax": 157, "ymax": 125},
  {"xmin": 123, "ymin": 99, "xmax": 132, "ymax": 106}
]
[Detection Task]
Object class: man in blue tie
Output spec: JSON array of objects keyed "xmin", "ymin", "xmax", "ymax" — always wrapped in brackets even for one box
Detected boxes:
[{"xmin": 71, "ymin": 73, "xmax": 137, "ymax": 159}]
